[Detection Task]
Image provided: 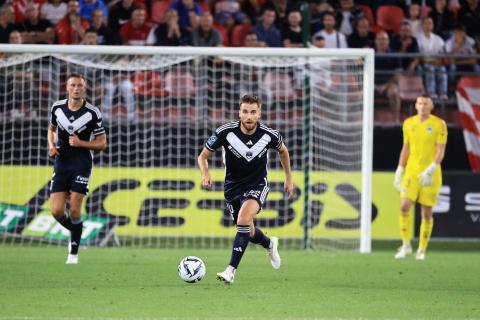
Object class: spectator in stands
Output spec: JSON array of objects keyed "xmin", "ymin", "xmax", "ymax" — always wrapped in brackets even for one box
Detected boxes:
[
  {"xmin": 0, "ymin": 5, "xmax": 17, "ymax": 43},
  {"xmin": 192, "ymin": 11, "xmax": 222, "ymax": 46},
  {"xmin": 119, "ymin": 7, "xmax": 150, "ymax": 45},
  {"xmin": 79, "ymin": 0, "xmax": 108, "ymax": 25},
  {"xmin": 445, "ymin": 24, "xmax": 480, "ymax": 82},
  {"xmin": 416, "ymin": 16, "xmax": 448, "ymax": 99},
  {"xmin": 108, "ymin": 0, "xmax": 138, "ymax": 32},
  {"xmin": 56, "ymin": 0, "xmax": 90, "ymax": 44},
  {"xmin": 311, "ymin": 34, "xmax": 325, "ymax": 48},
  {"xmin": 9, "ymin": 29, "xmax": 23, "ymax": 44},
  {"xmin": 261, "ymin": 0, "xmax": 297, "ymax": 31},
  {"xmin": 16, "ymin": 4, "xmax": 55, "ymax": 44},
  {"xmin": 347, "ymin": 16, "xmax": 375, "ymax": 48},
  {"xmin": 90, "ymin": 8, "xmax": 120, "ymax": 44},
  {"xmin": 82, "ymin": 27, "xmax": 98, "ymax": 44},
  {"xmin": 374, "ymin": 31, "xmax": 402, "ymax": 122},
  {"xmin": 312, "ymin": 12, "xmax": 347, "ymax": 48},
  {"xmin": 170, "ymin": 0, "xmax": 202, "ymax": 32},
  {"xmin": 147, "ymin": 8, "xmax": 190, "ymax": 46},
  {"xmin": 41, "ymin": 0, "xmax": 68, "ymax": 25},
  {"xmin": 253, "ymin": 7, "xmax": 282, "ymax": 47},
  {"xmin": 429, "ymin": 0, "xmax": 456, "ymax": 40},
  {"xmin": 335, "ymin": 0, "xmax": 363, "ymax": 36},
  {"xmin": 457, "ymin": 0, "xmax": 480, "ymax": 41},
  {"xmin": 243, "ymin": 31, "xmax": 265, "ymax": 47},
  {"xmin": 282, "ymin": 9, "xmax": 303, "ymax": 47},
  {"xmin": 309, "ymin": 0, "xmax": 334, "ymax": 36},
  {"xmin": 390, "ymin": 21, "xmax": 421, "ymax": 72},
  {"xmin": 405, "ymin": 3, "xmax": 423, "ymax": 36}
]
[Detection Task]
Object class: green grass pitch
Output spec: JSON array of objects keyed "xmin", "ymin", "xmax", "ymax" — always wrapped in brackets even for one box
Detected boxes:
[{"xmin": 0, "ymin": 245, "xmax": 479, "ymax": 320}]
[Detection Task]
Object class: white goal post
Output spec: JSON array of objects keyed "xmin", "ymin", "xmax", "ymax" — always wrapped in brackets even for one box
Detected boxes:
[{"xmin": 0, "ymin": 45, "xmax": 374, "ymax": 252}]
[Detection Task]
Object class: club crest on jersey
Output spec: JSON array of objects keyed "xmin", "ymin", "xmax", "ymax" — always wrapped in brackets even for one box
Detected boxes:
[
  {"xmin": 208, "ymin": 134, "xmax": 218, "ymax": 145},
  {"xmin": 246, "ymin": 151, "xmax": 253, "ymax": 159},
  {"xmin": 427, "ymin": 126, "xmax": 432, "ymax": 133}
]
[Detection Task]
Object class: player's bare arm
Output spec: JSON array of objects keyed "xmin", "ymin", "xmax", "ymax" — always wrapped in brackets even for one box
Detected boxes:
[
  {"xmin": 434, "ymin": 143, "xmax": 446, "ymax": 165},
  {"xmin": 69, "ymin": 133, "xmax": 107, "ymax": 150},
  {"xmin": 197, "ymin": 147, "xmax": 213, "ymax": 190},
  {"xmin": 47, "ymin": 124, "xmax": 59, "ymax": 157},
  {"xmin": 278, "ymin": 143, "xmax": 294, "ymax": 198},
  {"xmin": 394, "ymin": 143, "xmax": 409, "ymax": 191}
]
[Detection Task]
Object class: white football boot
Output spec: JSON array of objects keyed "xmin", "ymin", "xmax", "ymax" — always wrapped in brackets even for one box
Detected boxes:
[
  {"xmin": 216, "ymin": 266, "xmax": 235, "ymax": 284},
  {"xmin": 267, "ymin": 236, "xmax": 281, "ymax": 269},
  {"xmin": 394, "ymin": 244, "xmax": 412, "ymax": 259},
  {"xmin": 415, "ymin": 250, "xmax": 426, "ymax": 261},
  {"xmin": 66, "ymin": 254, "xmax": 79, "ymax": 265}
]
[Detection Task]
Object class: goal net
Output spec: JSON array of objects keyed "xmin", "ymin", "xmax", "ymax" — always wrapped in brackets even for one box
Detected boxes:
[{"xmin": 0, "ymin": 45, "xmax": 373, "ymax": 252}]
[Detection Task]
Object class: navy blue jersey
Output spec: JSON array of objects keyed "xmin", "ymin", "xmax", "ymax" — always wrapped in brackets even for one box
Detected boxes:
[
  {"xmin": 49, "ymin": 99, "xmax": 105, "ymax": 170},
  {"xmin": 205, "ymin": 121, "xmax": 283, "ymax": 199}
]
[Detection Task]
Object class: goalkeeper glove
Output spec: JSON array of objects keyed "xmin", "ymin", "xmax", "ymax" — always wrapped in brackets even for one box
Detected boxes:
[
  {"xmin": 418, "ymin": 163, "xmax": 437, "ymax": 186},
  {"xmin": 393, "ymin": 166, "xmax": 404, "ymax": 192}
]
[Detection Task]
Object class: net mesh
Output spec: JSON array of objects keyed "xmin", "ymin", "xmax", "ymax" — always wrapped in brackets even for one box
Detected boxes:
[{"xmin": 0, "ymin": 50, "xmax": 367, "ymax": 250}]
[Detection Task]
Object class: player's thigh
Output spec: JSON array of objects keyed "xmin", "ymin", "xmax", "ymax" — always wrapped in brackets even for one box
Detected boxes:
[
  {"xmin": 400, "ymin": 173, "xmax": 420, "ymax": 203},
  {"xmin": 237, "ymin": 199, "xmax": 260, "ymax": 225},
  {"xmin": 50, "ymin": 192, "xmax": 68, "ymax": 215},
  {"xmin": 69, "ymin": 192, "xmax": 85, "ymax": 219},
  {"xmin": 418, "ymin": 184, "xmax": 441, "ymax": 208}
]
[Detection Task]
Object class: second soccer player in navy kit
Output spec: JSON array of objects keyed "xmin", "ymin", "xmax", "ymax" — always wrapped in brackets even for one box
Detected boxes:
[
  {"xmin": 48, "ymin": 73, "xmax": 107, "ymax": 264},
  {"xmin": 198, "ymin": 94, "xmax": 294, "ymax": 284}
]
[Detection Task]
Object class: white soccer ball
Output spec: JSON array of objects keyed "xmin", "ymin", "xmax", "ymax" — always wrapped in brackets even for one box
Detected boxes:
[{"xmin": 178, "ymin": 256, "xmax": 206, "ymax": 283}]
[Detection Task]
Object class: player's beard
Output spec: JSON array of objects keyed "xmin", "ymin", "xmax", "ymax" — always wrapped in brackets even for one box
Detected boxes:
[{"xmin": 241, "ymin": 120, "xmax": 257, "ymax": 133}]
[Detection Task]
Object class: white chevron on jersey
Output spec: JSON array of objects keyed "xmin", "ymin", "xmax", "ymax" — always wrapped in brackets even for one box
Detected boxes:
[
  {"xmin": 55, "ymin": 108, "xmax": 92, "ymax": 134},
  {"xmin": 226, "ymin": 132, "xmax": 271, "ymax": 162}
]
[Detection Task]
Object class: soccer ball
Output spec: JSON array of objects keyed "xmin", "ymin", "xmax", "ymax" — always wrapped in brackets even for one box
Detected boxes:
[{"xmin": 178, "ymin": 256, "xmax": 206, "ymax": 283}]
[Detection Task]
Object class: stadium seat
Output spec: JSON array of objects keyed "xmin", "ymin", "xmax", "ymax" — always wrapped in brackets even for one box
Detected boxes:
[
  {"xmin": 231, "ymin": 23, "xmax": 251, "ymax": 47},
  {"xmin": 164, "ymin": 70, "xmax": 196, "ymax": 97},
  {"xmin": 376, "ymin": 5, "xmax": 404, "ymax": 33},
  {"xmin": 263, "ymin": 70, "xmax": 295, "ymax": 101},
  {"xmin": 133, "ymin": 70, "xmax": 167, "ymax": 97},
  {"xmin": 213, "ymin": 23, "xmax": 230, "ymax": 46},
  {"xmin": 151, "ymin": 0, "xmax": 171, "ymax": 24},
  {"xmin": 399, "ymin": 75, "xmax": 425, "ymax": 101}
]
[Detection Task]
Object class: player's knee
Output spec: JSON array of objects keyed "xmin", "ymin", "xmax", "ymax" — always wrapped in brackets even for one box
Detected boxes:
[
  {"xmin": 400, "ymin": 202, "xmax": 411, "ymax": 213},
  {"xmin": 69, "ymin": 208, "xmax": 82, "ymax": 220}
]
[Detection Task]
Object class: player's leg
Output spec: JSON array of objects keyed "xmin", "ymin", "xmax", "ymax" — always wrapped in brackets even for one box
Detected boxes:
[
  {"xmin": 68, "ymin": 192, "xmax": 85, "ymax": 257},
  {"xmin": 396, "ymin": 174, "xmax": 418, "ymax": 259},
  {"xmin": 217, "ymin": 200, "xmax": 258, "ymax": 284},
  {"xmin": 50, "ymin": 192, "xmax": 72, "ymax": 230},
  {"xmin": 416, "ymin": 205, "xmax": 433, "ymax": 260}
]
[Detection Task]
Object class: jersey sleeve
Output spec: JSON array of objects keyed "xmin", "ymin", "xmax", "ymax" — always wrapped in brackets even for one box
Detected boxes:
[
  {"xmin": 436, "ymin": 120, "xmax": 447, "ymax": 145},
  {"xmin": 205, "ymin": 131, "xmax": 223, "ymax": 151},
  {"xmin": 271, "ymin": 130, "xmax": 284, "ymax": 151},
  {"xmin": 49, "ymin": 105, "xmax": 57, "ymax": 127},
  {"xmin": 92, "ymin": 111, "xmax": 106, "ymax": 136},
  {"xmin": 402, "ymin": 120, "xmax": 409, "ymax": 145}
]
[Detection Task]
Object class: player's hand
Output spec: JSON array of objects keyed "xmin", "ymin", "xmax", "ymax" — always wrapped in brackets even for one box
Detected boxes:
[
  {"xmin": 393, "ymin": 166, "xmax": 404, "ymax": 192},
  {"xmin": 201, "ymin": 174, "xmax": 212, "ymax": 190},
  {"xmin": 284, "ymin": 178, "xmax": 294, "ymax": 199},
  {"xmin": 418, "ymin": 163, "xmax": 436, "ymax": 186},
  {"xmin": 69, "ymin": 133, "xmax": 82, "ymax": 147},
  {"xmin": 48, "ymin": 145, "xmax": 60, "ymax": 157}
]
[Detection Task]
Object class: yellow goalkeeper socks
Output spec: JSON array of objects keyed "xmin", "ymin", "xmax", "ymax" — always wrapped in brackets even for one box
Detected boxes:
[
  {"xmin": 399, "ymin": 213, "xmax": 411, "ymax": 246},
  {"xmin": 418, "ymin": 219, "xmax": 433, "ymax": 251}
]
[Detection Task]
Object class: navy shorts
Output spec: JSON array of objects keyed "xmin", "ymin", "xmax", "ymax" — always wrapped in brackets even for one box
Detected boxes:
[
  {"xmin": 50, "ymin": 169, "xmax": 91, "ymax": 195},
  {"xmin": 225, "ymin": 183, "xmax": 269, "ymax": 224}
]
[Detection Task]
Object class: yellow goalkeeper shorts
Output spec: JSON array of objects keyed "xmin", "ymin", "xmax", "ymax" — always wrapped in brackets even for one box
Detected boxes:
[{"xmin": 400, "ymin": 172, "xmax": 441, "ymax": 207}]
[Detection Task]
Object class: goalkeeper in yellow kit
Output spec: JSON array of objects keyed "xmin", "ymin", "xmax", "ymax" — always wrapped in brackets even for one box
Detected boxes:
[{"xmin": 393, "ymin": 95, "xmax": 447, "ymax": 260}]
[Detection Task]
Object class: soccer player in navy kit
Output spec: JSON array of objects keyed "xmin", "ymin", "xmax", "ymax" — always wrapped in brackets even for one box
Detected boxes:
[
  {"xmin": 48, "ymin": 74, "xmax": 107, "ymax": 264},
  {"xmin": 198, "ymin": 94, "xmax": 294, "ymax": 283}
]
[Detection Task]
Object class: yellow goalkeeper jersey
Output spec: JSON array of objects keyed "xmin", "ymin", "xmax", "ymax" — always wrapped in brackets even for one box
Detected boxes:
[{"xmin": 403, "ymin": 114, "xmax": 448, "ymax": 175}]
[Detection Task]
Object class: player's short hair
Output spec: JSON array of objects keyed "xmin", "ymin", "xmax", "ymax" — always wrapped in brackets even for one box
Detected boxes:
[
  {"xmin": 66, "ymin": 73, "xmax": 86, "ymax": 83},
  {"xmin": 239, "ymin": 94, "xmax": 262, "ymax": 108}
]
